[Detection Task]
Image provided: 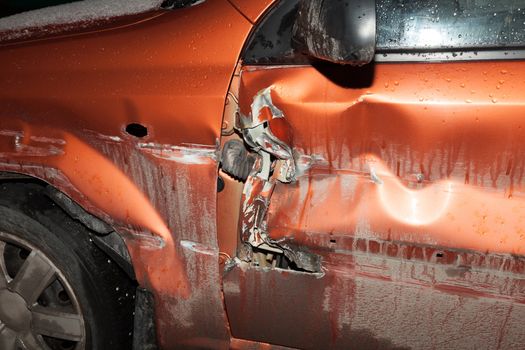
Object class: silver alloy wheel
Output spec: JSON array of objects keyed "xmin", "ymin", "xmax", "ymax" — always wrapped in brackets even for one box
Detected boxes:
[{"xmin": 0, "ymin": 232, "xmax": 85, "ymax": 350}]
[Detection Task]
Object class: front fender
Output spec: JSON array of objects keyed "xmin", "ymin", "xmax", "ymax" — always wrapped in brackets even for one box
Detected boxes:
[
  {"xmin": 0, "ymin": 122, "xmax": 188, "ymax": 295},
  {"xmin": 0, "ymin": 0, "xmax": 255, "ymax": 347}
]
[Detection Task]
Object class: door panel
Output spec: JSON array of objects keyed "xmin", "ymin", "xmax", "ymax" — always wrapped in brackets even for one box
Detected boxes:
[
  {"xmin": 224, "ymin": 61, "xmax": 525, "ymax": 349},
  {"xmin": 241, "ymin": 62, "xmax": 525, "ymax": 255}
]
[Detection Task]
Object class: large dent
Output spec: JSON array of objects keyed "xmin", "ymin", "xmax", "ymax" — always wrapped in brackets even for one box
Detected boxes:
[
  {"xmin": 226, "ymin": 62, "xmax": 525, "ymax": 347},
  {"xmin": 240, "ymin": 63, "xmax": 525, "ymax": 256},
  {"xmin": 234, "ymin": 86, "xmax": 322, "ymax": 272}
]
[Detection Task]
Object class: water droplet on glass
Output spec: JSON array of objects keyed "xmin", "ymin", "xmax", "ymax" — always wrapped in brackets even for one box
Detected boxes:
[
  {"xmin": 465, "ymin": 99, "xmax": 472, "ymax": 103},
  {"xmin": 492, "ymin": 98, "xmax": 498, "ymax": 103},
  {"xmin": 501, "ymin": 70, "xmax": 508, "ymax": 74}
]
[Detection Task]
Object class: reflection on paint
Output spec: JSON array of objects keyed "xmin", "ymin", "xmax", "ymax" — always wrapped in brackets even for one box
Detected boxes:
[{"xmin": 371, "ymin": 157, "xmax": 453, "ymax": 226}]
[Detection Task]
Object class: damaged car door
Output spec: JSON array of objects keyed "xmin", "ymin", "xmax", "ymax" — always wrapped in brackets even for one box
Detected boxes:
[{"xmin": 223, "ymin": 0, "xmax": 525, "ymax": 349}]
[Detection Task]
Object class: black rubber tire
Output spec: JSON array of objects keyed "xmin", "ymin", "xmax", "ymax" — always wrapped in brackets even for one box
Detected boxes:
[{"xmin": 0, "ymin": 182, "xmax": 135, "ymax": 350}]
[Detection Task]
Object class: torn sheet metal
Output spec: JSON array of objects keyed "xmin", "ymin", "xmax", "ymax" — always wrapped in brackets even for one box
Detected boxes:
[
  {"xmin": 237, "ymin": 87, "xmax": 295, "ymax": 173},
  {"xmin": 235, "ymin": 87, "xmax": 323, "ymax": 270},
  {"xmin": 236, "ymin": 87, "xmax": 293, "ymax": 253},
  {"xmin": 238, "ymin": 87, "xmax": 284, "ymax": 129}
]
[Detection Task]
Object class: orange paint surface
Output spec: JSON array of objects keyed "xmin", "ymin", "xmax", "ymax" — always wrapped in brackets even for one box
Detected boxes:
[{"xmin": 240, "ymin": 61, "xmax": 525, "ymax": 256}]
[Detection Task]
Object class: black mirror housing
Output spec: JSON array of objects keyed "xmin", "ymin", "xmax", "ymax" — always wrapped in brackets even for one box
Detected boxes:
[{"xmin": 293, "ymin": 0, "xmax": 376, "ymax": 66}]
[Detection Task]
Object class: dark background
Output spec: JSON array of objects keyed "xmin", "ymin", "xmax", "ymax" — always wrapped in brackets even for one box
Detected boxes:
[{"xmin": 0, "ymin": 0, "xmax": 78, "ymax": 18}]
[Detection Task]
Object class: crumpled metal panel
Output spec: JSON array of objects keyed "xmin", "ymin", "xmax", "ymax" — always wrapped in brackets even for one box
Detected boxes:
[
  {"xmin": 239, "ymin": 62, "xmax": 525, "ymax": 256},
  {"xmin": 230, "ymin": 61, "xmax": 525, "ymax": 347},
  {"xmin": 0, "ymin": 1, "xmax": 254, "ymax": 348}
]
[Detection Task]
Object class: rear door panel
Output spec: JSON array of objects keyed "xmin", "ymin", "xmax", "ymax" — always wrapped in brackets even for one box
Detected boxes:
[
  {"xmin": 244, "ymin": 62, "xmax": 525, "ymax": 254},
  {"xmin": 224, "ymin": 61, "xmax": 525, "ymax": 349}
]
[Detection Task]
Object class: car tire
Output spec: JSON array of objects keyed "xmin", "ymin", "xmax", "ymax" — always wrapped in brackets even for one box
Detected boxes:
[{"xmin": 0, "ymin": 183, "xmax": 135, "ymax": 350}]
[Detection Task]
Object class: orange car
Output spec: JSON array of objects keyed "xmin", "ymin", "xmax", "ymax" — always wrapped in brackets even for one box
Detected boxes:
[{"xmin": 0, "ymin": 0, "xmax": 525, "ymax": 349}]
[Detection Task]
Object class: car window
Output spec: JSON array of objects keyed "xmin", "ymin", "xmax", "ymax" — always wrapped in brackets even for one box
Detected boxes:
[
  {"xmin": 377, "ymin": 0, "xmax": 525, "ymax": 51},
  {"xmin": 244, "ymin": 0, "xmax": 525, "ymax": 64}
]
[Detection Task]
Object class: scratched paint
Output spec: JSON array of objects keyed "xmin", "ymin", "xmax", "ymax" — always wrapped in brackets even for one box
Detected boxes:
[
  {"xmin": 0, "ymin": 130, "xmax": 64, "ymax": 157},
  {"xmin": 138, "ymin": 142, "xmax": 217, "ymax": 165}
]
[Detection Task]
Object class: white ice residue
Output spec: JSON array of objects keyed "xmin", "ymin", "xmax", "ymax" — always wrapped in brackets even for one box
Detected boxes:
[
  {"xmin": 369, "ymin": 166, "xmax": 384, "ymax": 185},
  {"xmin": 294, "ymin": 152, "xmax": 326, "ymax": 177},
  {"xmin": 0, "ymin": 0, "xmax": 165, "ymax": 38},
  {"xmin": 138, "ymin": 142, "xmax": 217, "ymax": 165},
  {"xmin": 82, "ymin": 130, "xmax": 123, "ymax": 143},
  {"xmin": 180, "ymin": 240, "xmax": 216, "ymax": 256},
  {"xmin": 29, "ymin": 136, "xmax": 67, "ymax": 145}
]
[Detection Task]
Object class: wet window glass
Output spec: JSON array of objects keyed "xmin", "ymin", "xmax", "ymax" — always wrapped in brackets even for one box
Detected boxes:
[{"xmin": 377, "ymin": 0, "xmax": 525, "ymax": 51}]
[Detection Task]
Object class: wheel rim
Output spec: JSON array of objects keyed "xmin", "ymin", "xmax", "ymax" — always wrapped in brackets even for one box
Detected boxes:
[{"xmin": 0, "ymin": 232, "xmax": 86, "ymax": 350}]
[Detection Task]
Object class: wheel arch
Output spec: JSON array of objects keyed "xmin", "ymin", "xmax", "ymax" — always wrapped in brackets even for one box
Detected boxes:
[
  {"xmin": 0, "ymin": 172, "xmax": 135, "ymax": 280},
  {"xmin": 0, "ymin": 126, "xmax": 190, "ymax": 298}
]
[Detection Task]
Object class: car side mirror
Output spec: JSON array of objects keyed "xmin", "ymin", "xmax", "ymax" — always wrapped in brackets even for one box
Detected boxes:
[{"xmin": 292, "ymin": 0, "xmax": 376, "ymax": 66}]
